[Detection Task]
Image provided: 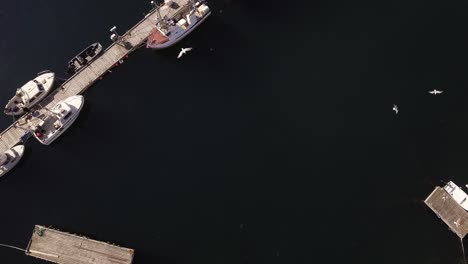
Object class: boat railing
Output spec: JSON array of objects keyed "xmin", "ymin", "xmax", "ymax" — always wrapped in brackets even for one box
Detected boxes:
[{"xmin": 36, "ymin": 70, "xmax": 52, "ymax": 76}]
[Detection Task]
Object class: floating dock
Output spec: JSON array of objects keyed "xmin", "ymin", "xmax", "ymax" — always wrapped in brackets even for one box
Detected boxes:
[
  {"xmin": 0, "ymin": 0, "xmax": 191, "ymax": 152},
  {"xmin": 424, "ymin": 186, "xmax": 468, "ymax": 239},
  {"xmin": 25, "ymin": 225, "xmax": 134, "ymax": 264}
]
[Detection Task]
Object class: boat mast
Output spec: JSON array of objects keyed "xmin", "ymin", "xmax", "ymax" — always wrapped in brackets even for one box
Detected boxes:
[{"xmin": 155, "ymin": 2, "xmax": 162, "ymax": 22}]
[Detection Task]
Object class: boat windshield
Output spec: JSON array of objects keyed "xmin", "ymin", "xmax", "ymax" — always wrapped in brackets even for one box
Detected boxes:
[
  {"xmin": 32, "ymin": 80, "xmax": 45, "ymax": 91},
  {"xmin": 0, "ymin": 153, "xmax": 11, "ymax": 166}
]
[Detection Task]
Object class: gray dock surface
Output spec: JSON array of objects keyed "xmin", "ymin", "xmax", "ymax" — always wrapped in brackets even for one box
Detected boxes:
[
  {"xmin": 424, "ymin": 186, "xmax": 468, "ymax": 239},
  {"xmin": 0, "ymin": 0, "xmax": 190, "ymax": 152},
  {"xmin": 26, "ymin": 225, "xmax": 134, "ymax": 264}
]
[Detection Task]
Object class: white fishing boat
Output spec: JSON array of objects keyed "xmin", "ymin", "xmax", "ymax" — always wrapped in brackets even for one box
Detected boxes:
[
  {"xmin": 0, "ymin": 145, "xmax": 25, "ymax": 178},
  {"xmin": 443, "ymin": 181, "xmax": 468, "ymax": 211},
  {"xmin": 4, "ymin": 71, "xmax": 55, "ymax": 116},
  {"xmin": 147, "ymin": 0, "xmax": 211, "ymax": 49},
  {"xmin": 32, "ymin": 95, "xmax": 84, "ymax": 145}
]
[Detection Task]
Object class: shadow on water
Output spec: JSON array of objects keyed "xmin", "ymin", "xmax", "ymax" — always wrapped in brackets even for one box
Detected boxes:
[
  {"xmin": 222, "ymin": 0, "xmax": 320, "ymax": 20},
  {"xmin": 71, "ymin": 98, "xmax": 94, "ymax": 126},
  {"xmin": 0, "ymin": 10, "xmax": 7, "ymax": 26},
  {"xmin": 193, "ymin": 14, "xmax": 249, "ymax": 49},
  {"xmin": 132, "ymin": 252, "xmax": 177, "ymax": 264}
]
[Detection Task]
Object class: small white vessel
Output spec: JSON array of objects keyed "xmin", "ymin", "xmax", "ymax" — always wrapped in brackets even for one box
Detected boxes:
[
  {"xmin": 4, "ymin": 71, "xmax": 55, "ymax": 116},
  {"xmin": 32, "ymin": 95, "xmax": 84, "ymax": 145},
  {"xmin": 443, "ymin": 181, "xmax": 468, "ymax": 211},
  {"xmin": 147, "ymin": 0, "xmax": 211, "ymax": 49},
  {"xmin": 0, "ymin": 145, "xmax": 25, "ymax": 178}
]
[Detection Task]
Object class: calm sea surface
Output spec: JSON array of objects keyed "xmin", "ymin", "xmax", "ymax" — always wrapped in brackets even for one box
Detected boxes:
[{"xmin": 2, "ymin": 0, "xmax": 468, "ymax": 263}]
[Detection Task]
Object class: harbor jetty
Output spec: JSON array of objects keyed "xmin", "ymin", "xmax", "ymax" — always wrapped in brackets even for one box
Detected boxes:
[
  {"xmin": 26, "ymin": 225, "xmax": 134, "ymax": 264},
  {"xmin": 0, "ymin": 0, "xmax": 192, "ymax": 153},
  {"xmin": 424, "ymin": 185, "xmax": 468, "ymax": 239}
]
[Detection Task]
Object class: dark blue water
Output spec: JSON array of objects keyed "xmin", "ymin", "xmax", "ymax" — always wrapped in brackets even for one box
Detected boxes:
[{"xmin": 1, "ymin": 0, "xmax": 468, "ymax": 263}]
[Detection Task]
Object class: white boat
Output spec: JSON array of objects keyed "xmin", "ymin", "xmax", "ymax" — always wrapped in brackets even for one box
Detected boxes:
[
  {"xmin": 0, "ymin": 145, "xmax": 25, "ymax": 178},
  {"xmin": 32, "ymin": 95, "xmax": 84, "ymax": 145},
  {"xmin": 147, "ymin": 0, "xmax": 211, "ymax": 49},
  {"xmin": 443, "ymin": 181, "xmax": 468, "ymax": 211},
  {"xmin": 4, "ymin": 71, "xmax": 55, "ymax": 116}
]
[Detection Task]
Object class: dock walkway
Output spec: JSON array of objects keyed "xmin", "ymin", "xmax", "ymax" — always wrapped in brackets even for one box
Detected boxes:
[
  {"xmin": 0, "ymin": 0, "xmax": 190, "ymax": 152},
  {"xmin": 424, "ymin": 186, "xmax": 468, "ymax": 239},
  {"xmin": 26, "ymin": 225, "xmax": 134, "ymax": 264}
]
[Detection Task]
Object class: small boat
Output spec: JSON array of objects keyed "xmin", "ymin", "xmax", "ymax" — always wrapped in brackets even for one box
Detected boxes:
[
  {"xmin": 4, "ymin": 71, "xmax": 55, "ymax": 116},
  {"xmin": 443, "ymin": 181, "xmax": 468, "ymax": 211},
  {"xmin": 0, "ymin": 145, "xmax": 25, "ymax": 178},
  {"xmin": 32, "ymin": 95, "xmax": 84, "ymax": 145},
  {"xmin": 147, "ymin": 0, "xmax": 211, "ymax": 49},
  {"xmin": 67, "ymin": 42, "xmax": 102, "ymax": 74}
]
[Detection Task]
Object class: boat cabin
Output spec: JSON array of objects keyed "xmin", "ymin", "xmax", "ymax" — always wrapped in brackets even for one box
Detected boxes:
[
  {"xmin": 0, "ymin": 153, "xmax": 12, "ymax": 166},
  {"xmin": 52, "ymin": 103, "xmax": 73, "ymax": 120},
  {"xmin": 17, "ymin": 80, "xmax": 45, "ymax": 105}
]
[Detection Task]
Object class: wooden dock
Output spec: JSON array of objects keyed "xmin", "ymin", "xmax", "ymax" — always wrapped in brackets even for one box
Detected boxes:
[
  {"xmin": 25, "ymin": 225, "xmax": 134, "ymax": 264},
  {"xmin": 0, "ymin": 0, "xmax": 191, "ymax": 152},
  {"xmin": 424, "ymin": 186, "xmax": 468, "ymax": 239}
]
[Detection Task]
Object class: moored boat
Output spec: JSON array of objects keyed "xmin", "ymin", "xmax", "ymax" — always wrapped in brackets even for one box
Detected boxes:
[
  {"xmin": 67, "ymin": 42, "xmax": 102, "ymax": 74},
  {"xmin": 147, "ymin": 0, "xmax": 211, "ymax": 49},
  {"xmin": 32, "ymin": 95, "xmax": 84, "ymax": 145},
  {"xmin": 4, "ymin": 71, "xmax": 55, "ymax": 116},
  {"xmin": 0, "ymin": 145, "xmax": 25, "ymax": 178}
]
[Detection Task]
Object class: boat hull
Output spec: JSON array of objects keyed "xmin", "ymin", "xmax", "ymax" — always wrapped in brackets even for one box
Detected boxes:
[
  {"xmin": 0, "ymin": 145, "xmax": 25, "ymax": 178},
  {"xmin": 147, "ymin": 11, "xmax": 211, "ymax": 49},
  {"xmin": 4, "ymin": 72, "xmax": 55, "ymax": 116},
  {"xmin": 67, "ymin": 43, "xmax": 103, "ymax": 75},
  {"xmin": 34, "ymin": 95, "xmax": 84, "ymax": 145}
]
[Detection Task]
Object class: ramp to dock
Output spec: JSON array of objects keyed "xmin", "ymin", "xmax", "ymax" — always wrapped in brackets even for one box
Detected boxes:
[
  {"xmin": 424, "ymin": 187, "xmax": 468, "ymax": 239},
  {"xmin": 26, "ymin": 225, "xmax": 134, "ymax": 264}
]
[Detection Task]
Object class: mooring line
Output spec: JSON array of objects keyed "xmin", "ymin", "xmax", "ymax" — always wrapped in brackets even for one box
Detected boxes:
[
  {"xmin": 0, "ymin": 243, "xmax": 26, "ymax": 252},
  {"xmin": 461, "ymin": 238, "xmax": 467, "ymax": 264}
]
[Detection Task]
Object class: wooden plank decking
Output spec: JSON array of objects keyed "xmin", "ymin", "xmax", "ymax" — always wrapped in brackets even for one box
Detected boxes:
[
  {"xmin": 424, "ymin": 186, "xmax": 468, "ymax": 239},
  {"xmin": 0, "ymin": 0, "xmax": 190, "ymax": 152},
  {"xmin": 26, "ymin": 225, "xmax": 134, "ymax": 264}
]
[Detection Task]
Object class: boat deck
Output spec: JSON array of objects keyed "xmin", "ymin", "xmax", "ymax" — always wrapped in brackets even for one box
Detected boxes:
[
  {"xmin": 26, "ymin": 225, "xmax": 134, "ymax": 264},
  {"xmin": 424, "ymin": 186, "xmax": 468, "ymax": 239},
  {"xmin": 0, "ymin": 0, "xmax": 190, "ymax": 152}
]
